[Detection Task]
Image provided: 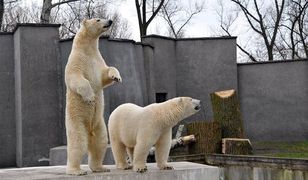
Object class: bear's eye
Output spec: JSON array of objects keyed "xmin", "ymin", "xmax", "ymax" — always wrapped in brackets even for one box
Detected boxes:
[{"xmin": 96, "ymin": 19, "xmax": 100, "ymax": 22}]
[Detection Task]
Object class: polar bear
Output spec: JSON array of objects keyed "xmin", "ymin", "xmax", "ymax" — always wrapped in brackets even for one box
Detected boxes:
[
  {"xmin": 65, "ymin": 18, "xmax": 122, "ymax": 175},
  {"xmin": 108, "ymin": 97, "xmax": 201, "ymax": 172}
]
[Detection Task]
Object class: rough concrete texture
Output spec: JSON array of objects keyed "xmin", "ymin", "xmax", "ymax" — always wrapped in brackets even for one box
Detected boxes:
[
  {"xmin": 208, "ymin": 154, "xmax": 308, "ymax": 180},
  {"xmin": 238, "ymin": 60, "xmax": 308, "ymax": 141},
  {"xmin": 206, "ymin": 154, "xmax": 308, "ymax": 170},
  {"xmin": 219, "ymin": 166, "xmax": 308, "ymax": 180},
  {"xmin": 49, "ymin": 145, "xmax": 114, "ymax": 166},
  {"xmin": 0, "ymin": 162, "xmax": 219, "ymax": 180},
  {"xmin": 14, "ymin": 25, "xmax": 63, "ymax": 167},
  {"xmin": 175, "ymin": 38, "xmax": 238, "ymax": 122},
  {"xmin": 0, "ymin": 33, "xmax": 15, "ymax": 167}
]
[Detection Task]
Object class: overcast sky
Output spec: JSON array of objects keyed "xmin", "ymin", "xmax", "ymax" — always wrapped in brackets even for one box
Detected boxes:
[
  {"xmin": 116, "ymin": 0, "xmax": 219, "ymax": 41},
  {"xmin": 27, "ymin": 0, "xmax": 246, "ymax": 41}
]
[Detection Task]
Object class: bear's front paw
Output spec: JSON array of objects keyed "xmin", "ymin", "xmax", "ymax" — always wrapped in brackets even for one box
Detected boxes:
[
  {"xmin": 108, "ymin": 67, "xmax": 122, "ymax": 83},
  {"xmin": 159, "ymin": 164, "xmax": 174, "ymax": 170},
  {"xmin": 133, "ymin": 165, "xmax": 147, "ymax": 173},
  {"xmin": 82, "ymin": 91, "xmax": 95, "ymax": 104},
  {"xmin": 117, "ymin": 164, "xmax": 133, "ymax": 170},
  {"xmin": 90, "ymin": 166, "xmax": 110, "ymax": 173},
  {"xmin": 66, "ymin": 168, "xmax": 87, "ymax": 176}
]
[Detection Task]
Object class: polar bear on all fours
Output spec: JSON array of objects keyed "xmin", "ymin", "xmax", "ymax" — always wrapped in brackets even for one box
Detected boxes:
[{"xmin": 108, "ymin": 97, "xmax": 201, "ymax": 172}]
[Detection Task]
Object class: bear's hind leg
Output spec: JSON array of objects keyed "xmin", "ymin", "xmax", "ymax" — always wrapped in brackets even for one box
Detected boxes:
[
  {"xmin": 110, "ymin": 141, "xmax": 130, "ymax": 170},
  {"xmin": 125, "ymin": 147, "xmax": 134, "ymax": 169},
  {"xmin": 66, "ymin": 122, "xmax": 88, "ymax": 175},
  {"xmin": 88, "ymin": 122, "xmax": 110, "ymax": 173},
  {"xmin": 126, "ymin": 147, "xmax": 134, "ymax": 163},
  {"xmin": 133, "ymin": 143, "xmax": 152, "ymax": 173}
]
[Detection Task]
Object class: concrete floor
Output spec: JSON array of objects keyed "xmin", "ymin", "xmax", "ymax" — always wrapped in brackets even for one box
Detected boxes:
[{"xmin": 0, "ymin": 162, "xmax": 219, "ymax": 180}]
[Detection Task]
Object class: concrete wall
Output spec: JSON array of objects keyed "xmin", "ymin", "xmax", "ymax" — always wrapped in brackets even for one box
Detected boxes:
[
  {"xmin": 14, "ymin": 25, "xmax": 63, "ymax": 167},
  {"xmin": 0, "ymin": 24, "xmax": 307, "ymax": 167},
  {"xmin": 142, "ymin": 35, "xmax": 238, "ymax": 123},
  {"xmin": 175, "ymin": 38, "xmax": 238, "ymax": 122},
  {"xmin": 0, "ymin": 33, "xmax": 15, "ymax": 167},
  {"xmin": 238, "ymin": 60, "xmax": 308, "ymax": 141}
]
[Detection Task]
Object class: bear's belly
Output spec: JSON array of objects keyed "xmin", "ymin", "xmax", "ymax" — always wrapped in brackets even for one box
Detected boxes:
[
  {"xmin": 66, "ymin": 90, "xmax": 103, "ymax": 120},
  {"xmin": 120, "ymin": 131, "xmax": 137, "ymax": 148}
]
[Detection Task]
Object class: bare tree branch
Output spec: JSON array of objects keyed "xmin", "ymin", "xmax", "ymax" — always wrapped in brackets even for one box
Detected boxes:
[
  {"xmin": 40, "ymin": 0, "xmax": 79, "ymax": 23},
  {"xmin": 135, "ymin": 0, "xmax": 165, "ymax": 37}
]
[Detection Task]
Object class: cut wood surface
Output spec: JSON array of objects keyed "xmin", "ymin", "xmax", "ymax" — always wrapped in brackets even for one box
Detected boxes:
[{"xmin": 210, "ymin": 89, "xmax": 245, "ymax": 138}]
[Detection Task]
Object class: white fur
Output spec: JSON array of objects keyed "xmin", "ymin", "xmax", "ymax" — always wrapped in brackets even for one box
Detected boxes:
[
  {"xmin": 108, "ymin": 97, "xmax": 201, "ymax": 172},
  {"xmin": 64, "ymin": 18, "xmax": 121, "ymax": 175}
]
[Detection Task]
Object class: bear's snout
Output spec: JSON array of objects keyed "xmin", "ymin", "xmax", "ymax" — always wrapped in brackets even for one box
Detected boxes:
[
  {"xmin": 192, "ymin": 99, "xmax": 201, "ymax": 111},
  {"xmin": 103, "ymin": 20, "xmax": 113, "ymax": 28}
]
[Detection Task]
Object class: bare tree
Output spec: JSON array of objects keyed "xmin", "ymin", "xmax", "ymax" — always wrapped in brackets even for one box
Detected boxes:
[
  {"xmin": 216, "ymin": 0, "xmax": 258, "ymax": 62},
  {"xmin": 159, "ymin": 0, "xmax": 205, "ymax": 38},
  {"xmin": 230, "ymin": 0, "xmax": 285, "ymax": 61},
  {"xmin": 1, "ymin": 0, "xmax": 131, "ymax": 39},
  {"xmin": 281, "ymin": 0, "xmax": 308, "ymax": 59},
  {"xmin": 1, "ymin": 0, "xmax": 31, "ymax": 32},
  {"xmin": 40, "ymin": 0, "xmax": 79, "ymax": 23},
  {"xmin": 0, "ymin": 0, "xmax": 20, "ymax": 31},
  {"xmin": 55, "ymin": 0, "xmax": 132, "ymax": 39},
  {"xmin": 135, "ymin": 0, "xmax": 165, "ymax": 37}
]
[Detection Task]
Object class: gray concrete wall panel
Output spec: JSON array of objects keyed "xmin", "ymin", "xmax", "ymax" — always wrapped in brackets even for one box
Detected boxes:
[
  {"xmin": 14, "ymin": 26, "xmax": 63, "ymax": 167},
  {"xmin": 176, "ymin": 38, "xmax": 238, "ymax": 122},
  {"xmin": 238, "ymin": 60, "xmax": 308, "ymax": 141},
  {"xmin": 0, "ymin": 34, "xmax": 16, "ymax": 167}
]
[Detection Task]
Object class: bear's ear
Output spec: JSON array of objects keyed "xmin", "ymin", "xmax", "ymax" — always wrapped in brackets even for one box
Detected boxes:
[
  {"xmin": 81, "ymin": 19, "xmax": 87, "ymax": 26},
  {"xmin": 178, "ymin": 97, "xmax": 183, "ymax": 103}
]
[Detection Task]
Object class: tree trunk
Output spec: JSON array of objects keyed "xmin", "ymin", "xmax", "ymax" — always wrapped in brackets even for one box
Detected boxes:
[
  {"xmin": 40, "ymin": 0, "xmax": 52, "ymax": 23},
  {"xmin": 0, "ymin": 0, "xmax": 4, "ymax": 29},
  {"xmin": 222, "ymin": 138, "xmax": 253, "ymax": 155},
  {"xmin": 187, "ymin": 121, "xmax": 221, "ymax": 154},
  {"xmin": 267, "ymin": 46, "xmax": 274, "ymax": 61},
  {"xmin": 210, "ymin": 89, "xmax": 245, "ymax": 138}
]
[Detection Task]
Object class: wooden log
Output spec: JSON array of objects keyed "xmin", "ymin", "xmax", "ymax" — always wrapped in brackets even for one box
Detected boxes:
[
  {"xmin": 222, "ymin": 138, "xmax": 253, "ymax": 155},
  {"xmin": 187, "ymin": 121, "xmax": 222, "ymax": 154},
  {"xmin": 210, "ymin": 89, "xmax": 245, "ymax": 138}
]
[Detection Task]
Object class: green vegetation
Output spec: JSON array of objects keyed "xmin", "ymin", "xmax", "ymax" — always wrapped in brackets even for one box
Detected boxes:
[{"xmin": 253, "ymin": 141, "xmax": 308, "ymax": 159}]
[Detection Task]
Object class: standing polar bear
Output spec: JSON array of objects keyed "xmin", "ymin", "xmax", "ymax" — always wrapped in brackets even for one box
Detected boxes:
[
  {"xmin": 65, "ymin": 18, "xmax": 122, "ymax": 175},
  {"xmin": 108, "ymin": 97, "xmax": 201, "ymax": 172}
]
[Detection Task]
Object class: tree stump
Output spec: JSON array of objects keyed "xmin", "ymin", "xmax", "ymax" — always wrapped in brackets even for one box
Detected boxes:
[
  {"xmin": 222, "ymin": 138, "xmax": 253, "ymax": 155},
  {"xmin": 187, "ymin": 121, "xmax": 221, "ymax": 154},
  {"xmin": 210, "ymin": 89, "xmax": 245, "ymax": 138}
]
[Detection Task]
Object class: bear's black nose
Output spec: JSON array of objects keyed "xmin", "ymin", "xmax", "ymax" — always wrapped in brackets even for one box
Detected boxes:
[{"xmin": 108, "ymin": 20, "xmax": 113, "ymax": 25}]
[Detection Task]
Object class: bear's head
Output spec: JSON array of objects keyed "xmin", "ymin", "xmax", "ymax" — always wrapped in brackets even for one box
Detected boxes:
[
  {"xmin": 178, "ymin": 97, "xmax": 201, "ymax": 119},
  {"xmin": 81, "ymin": 18, "xmax": 113, "ymax": 38}
]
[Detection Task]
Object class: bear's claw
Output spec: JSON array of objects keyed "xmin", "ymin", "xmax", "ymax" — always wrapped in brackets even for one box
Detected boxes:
[
  {"xmin": 66, "ymin": 169, "xmax": 87, "ymax": 176},
  {"xmin": 134, "ymin": 165, "xmax": 147, "ymax": 173},
  {"xmin": 92, "ymin": 168, "xmax": 110, "ymax": 173},
  {"xmin": 123, "ymin": 165, "xmax": 133, "ymax": 170},
  {"xmin": 162, "ymin": 166, "xmax": 174, "ymax": 170},
  {"xmin": 136, "ymin": 168, "xmax": 147, "ymax": 173}
]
